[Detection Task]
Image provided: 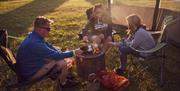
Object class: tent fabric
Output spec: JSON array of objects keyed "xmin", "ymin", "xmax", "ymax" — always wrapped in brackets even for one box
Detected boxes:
[
  {"xmin": 162, "ymin": 18, "xmax": 180, "ymax": 48},
  {"xmin": 111, "ymin": 4, "xmax": 180, "ymax": 48},
  {"xmin": 111, "ymin": 4, "xmax": 154, "ymax": 28}
]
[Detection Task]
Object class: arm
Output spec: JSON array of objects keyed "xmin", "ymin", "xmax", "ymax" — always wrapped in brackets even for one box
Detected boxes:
[
  {"xmin": 108, "ymin": 42, "xmax": 120, "ymax": 47},
  {"xmin": 45, "ymin": 42, "xmax": 59, "ymax": 51},
  {"xmin": 131, "ymin": 31, "xmax": 144, "ymax": 48},
  {"xmin": 82, "ymin": 21, "xmax": 92, "ymax": 36},
  {"xmin": 32, "ymin": 41, "xmax": 74, "ymax": 61}
]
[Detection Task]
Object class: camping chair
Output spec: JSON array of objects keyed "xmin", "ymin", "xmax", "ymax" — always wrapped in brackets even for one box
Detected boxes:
[
  {"xmin": 128, "ymin": 16, "xmax": 176, "ymax": 87},
  {"xmin": 0, "ymin": 29, "xmax": 59, "ymax": 90}
]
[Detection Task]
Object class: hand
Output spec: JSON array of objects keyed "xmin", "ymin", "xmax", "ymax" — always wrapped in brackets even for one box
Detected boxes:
[
  {"xmin": 74, "ymin": 49, "xmax": 84, "ymax": 57},
  {"xmin": 99, "ymin": 34, "xmax": 105, "ymax": 40},
  {"xmin": 107, "ymin": 42, "xmax": 114, "ymax": 46},
  {"xmin": 64, "ymin": 58, "xmax": 74, "ymax": 68}
]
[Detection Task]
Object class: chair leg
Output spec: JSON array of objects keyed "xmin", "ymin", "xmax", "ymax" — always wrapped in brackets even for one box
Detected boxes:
[
  {"xmin": 56, "ymin": 80, "xmax": 62, "ymax": 91},
  {"xmin": 128, "ymin": 56, "xmax": 148, "ymax": 79},
  {"xmin": 6, "ymin": 86, "xmax": 23, "ymax": 91},
  {"xmin": 160, "ymin": 57, "xmax": 165, "ymax": 87}
]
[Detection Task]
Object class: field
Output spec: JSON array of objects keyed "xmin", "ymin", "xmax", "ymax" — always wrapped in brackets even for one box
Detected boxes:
[{"xmin": 0, "ymin": 0, "xmax": 180, "ymax": 91}]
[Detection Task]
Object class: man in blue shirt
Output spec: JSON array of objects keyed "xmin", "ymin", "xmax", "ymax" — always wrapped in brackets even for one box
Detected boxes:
[{"xmin": 16, "ymin": 16, "xmax": 83, "ymax": 87}]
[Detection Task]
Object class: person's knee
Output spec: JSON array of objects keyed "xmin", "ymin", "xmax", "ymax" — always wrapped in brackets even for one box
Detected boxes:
[
  {"xmin": 106, "ymin": 36, "xmax": 112, "ymax": 42},
  {"xmin": 92, "ymin": 35, "xmax": 102, "ymax": 44},
  {"xmin": 56, "ymin": 60, "xmax": 68, "ymax": 69}
]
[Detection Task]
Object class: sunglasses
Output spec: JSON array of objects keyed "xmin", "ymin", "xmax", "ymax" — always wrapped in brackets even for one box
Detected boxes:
[{"xmin": 40, "ymin": 27, "xmax": 51, "ymax": 32}]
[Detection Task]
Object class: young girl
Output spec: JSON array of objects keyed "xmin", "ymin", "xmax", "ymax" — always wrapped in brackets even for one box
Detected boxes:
[
  {"xmin": 109, "ymin": 14, "xmax": 155, "ymax": 74},
  {"xmin": 81, "ymin": 4, "xmax": 112, "ymax": 52}
]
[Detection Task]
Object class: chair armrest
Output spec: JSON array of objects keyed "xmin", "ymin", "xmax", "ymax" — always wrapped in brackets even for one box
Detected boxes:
[
  {"xmin": 129, "ymin": 43, "xmax": 167, "ymax": 54},
  {"xmin": 148, "ymin": 31, "xmax": 162, "ymax": 35}
]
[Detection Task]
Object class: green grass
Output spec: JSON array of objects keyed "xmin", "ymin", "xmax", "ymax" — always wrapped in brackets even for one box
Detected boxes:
[
  {"xmin": 0, "ymin": 0, "xmax": 33, "ymax": 14},
  {"xmin": 0, "ymin": 0, "xmax": 180, "ymax": 91}
]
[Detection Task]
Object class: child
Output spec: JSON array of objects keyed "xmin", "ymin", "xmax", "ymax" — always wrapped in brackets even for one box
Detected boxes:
[{"xmin": 82, "ymin": 4, "xmax": 112, "ymax": 52}]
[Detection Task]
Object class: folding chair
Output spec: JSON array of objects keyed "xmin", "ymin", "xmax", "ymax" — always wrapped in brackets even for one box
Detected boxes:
[
  {"xmin": 127, "ymin": 16, "xmax": 176, "ymax": 87},
  {"xmin": 129, "ymin": 41, "xmax": 166, "ymax": 87},
  {"xmin": 0, "ymin": 29, "xmax": 59, "ymax": 90}
]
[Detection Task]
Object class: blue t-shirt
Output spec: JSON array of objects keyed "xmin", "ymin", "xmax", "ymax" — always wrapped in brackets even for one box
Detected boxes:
[{"xmin": 16, "ymin": 31, "xmax": 74, "ymax": 80}]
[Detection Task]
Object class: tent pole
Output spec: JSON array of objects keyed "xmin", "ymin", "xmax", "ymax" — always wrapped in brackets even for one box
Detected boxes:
[
  {"xmin": 108, "ymin": 0, "xmax": 112, "ymax": 34},
  {"xmin": 152, "ymin": 0, "xmax": 161, "ymax": 31},
  {"xmin": 108, "ymin": 0, "xmax": 111, "ymax": 17}
]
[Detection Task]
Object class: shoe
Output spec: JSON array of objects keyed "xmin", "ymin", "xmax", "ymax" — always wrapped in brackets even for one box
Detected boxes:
[
  {"xmin": 60, "ymin": 79, "xmax": 79, "ymax": 88},
  {"xmin": 115, "ymin": 68, "xmax": 125, "ymax": 76}
]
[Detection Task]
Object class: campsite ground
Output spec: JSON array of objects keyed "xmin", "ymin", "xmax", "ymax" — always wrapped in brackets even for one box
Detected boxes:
[{"xmin": 0, "ymin": 0, "xmax": 180, "ymax": 91}]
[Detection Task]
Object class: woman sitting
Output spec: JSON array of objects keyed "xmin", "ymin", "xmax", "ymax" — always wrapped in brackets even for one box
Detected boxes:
[
  {"xmin": 81, "ymin": 4, "xmax": 112, "ymax": 52},
  {"xmin": 108, "ymin": 14, "xmax": 155, "ymax": 74}
]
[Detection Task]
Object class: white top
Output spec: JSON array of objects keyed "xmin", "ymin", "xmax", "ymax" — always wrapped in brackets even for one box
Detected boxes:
[{"xmin": 128, "ymin": 27, "xmax": 155, "ymax": 51}]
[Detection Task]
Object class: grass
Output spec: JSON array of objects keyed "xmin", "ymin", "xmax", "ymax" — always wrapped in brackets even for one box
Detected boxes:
[{"xmin": 0, "ymin": 0, "xmax": 180, "ymax": 91}]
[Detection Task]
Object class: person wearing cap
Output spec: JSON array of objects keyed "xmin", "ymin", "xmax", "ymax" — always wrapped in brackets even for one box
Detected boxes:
[{"xmin": 16, "ymin": 16, "xmax": 83, "ymax": 87}]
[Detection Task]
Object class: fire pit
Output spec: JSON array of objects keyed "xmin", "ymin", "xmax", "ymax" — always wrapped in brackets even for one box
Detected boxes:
[
  {"xmin": 76, "ymin": 27, "xmax": 111, "ymax": 80},
  {"xmin": 76, "ymin": 51, "xmax": 105, "ymax": 80}
]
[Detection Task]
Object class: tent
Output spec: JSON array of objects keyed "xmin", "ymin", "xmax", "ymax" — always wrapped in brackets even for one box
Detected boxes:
[{"xmin": 110, "ymin": 1, "xmax": 180, "ymax": 48}]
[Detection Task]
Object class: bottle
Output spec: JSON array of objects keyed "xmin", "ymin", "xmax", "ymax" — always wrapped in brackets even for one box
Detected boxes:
[{"xmin": 87, "ymin": 44, "xmax": 93, "ymax": 54}]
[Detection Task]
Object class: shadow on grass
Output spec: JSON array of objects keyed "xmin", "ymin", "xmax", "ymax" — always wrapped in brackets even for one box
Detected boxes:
[{"xmin": 0, "ymin": 0, "xmax": 68, "ymax": 36}]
